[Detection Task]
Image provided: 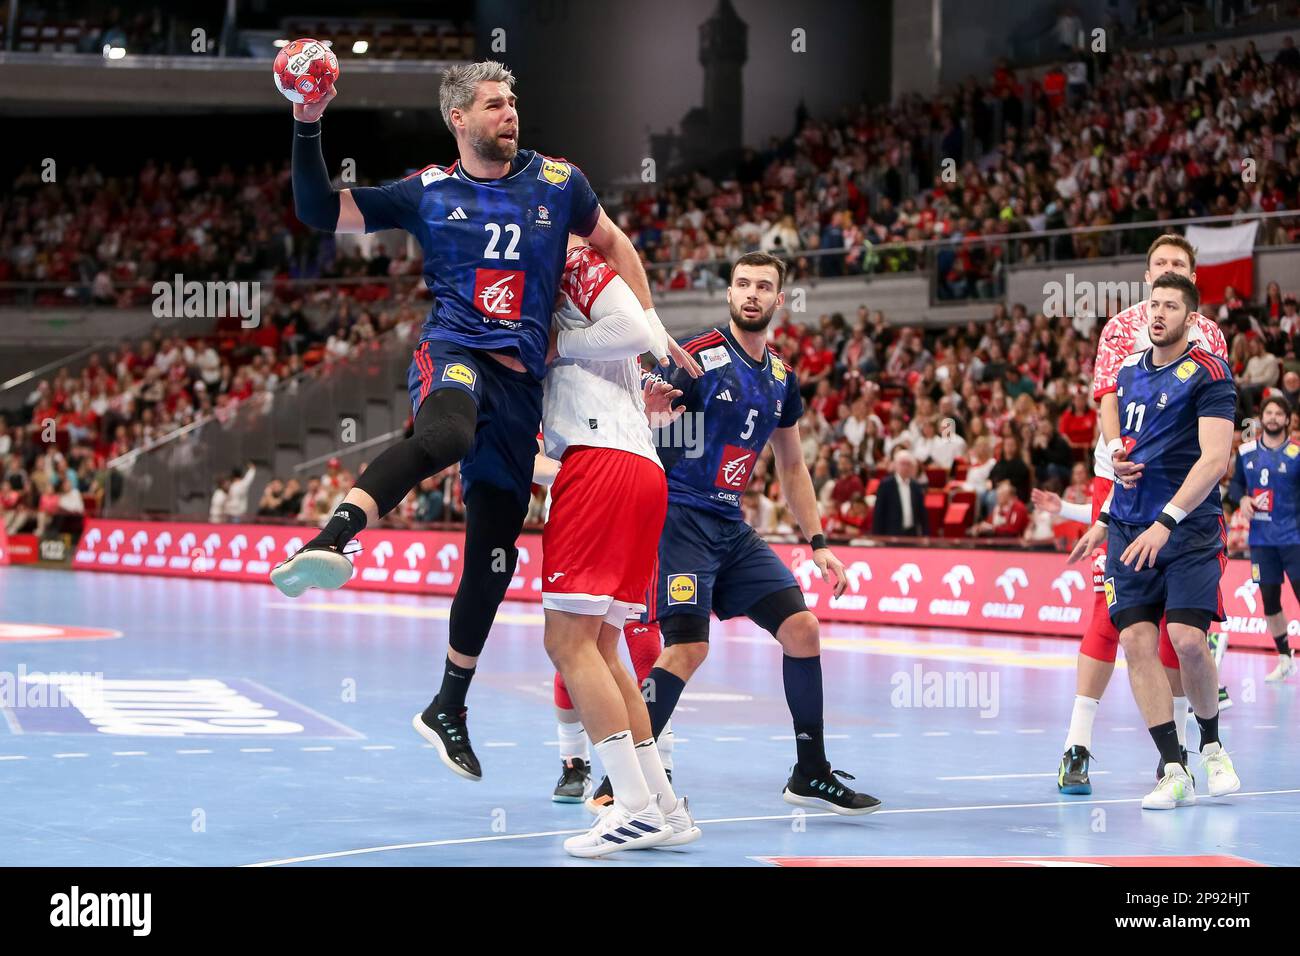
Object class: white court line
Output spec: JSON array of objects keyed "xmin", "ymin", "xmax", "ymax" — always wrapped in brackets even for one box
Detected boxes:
[
  {"xmin": 245, "ymin": 787, "xmax": 1300, "ymax": 867},
  {"xmin": 362, "ymin": 745, "xmax": 395, "ymax": 751},
  {"xmin": 1015, "ymin": 729, "xmax": 1045, "ymax": 735},
  {"xmin": 1255, "ymin": 724, "xmax": 1278, "ymax": 730},
  {"xmin": 973, "ymin": 730, "xmax": 1000, "ymax": 735},
  {"xmin": 484, "ymin": 742, "xmax": 516, "ymax": 748},
  {"xmin": 921, "ymin": 731, "xmax": 950, "ymax": 737},
  {"xmin": 872, "ymin": 733, "xmax": 900, "ymax": 738},
  {"xmin": 1113, "ymin": 727, "xmax": 1137, "ymax": 732},
  {"xmin": 0, "ymin": 755, "xmax": 28, "ymax": 761},
  {"xmin": 939, "ymin": 771, "xmax": 1113, "ymax": 781},
  {"xmin": 714, "ymin": 736, "xmax": 746, "ymax": 742},
  {"xmin": 52, "ymin": 753, "xmax": 88, "ymax": 759},
  {"xmin": 301, "ymin": 747, "xmax": 334, "ymax": 752},
  {"xmin": 240, "ymin": 748, "xmax": 274, "ymax": 753},
  {"xmin": 112, "ymin": 751, "xmax": 148, "ymax": 757},
  {"xmin": 176, "ymin": 749, "xmax": 212, "ymax": 755}
]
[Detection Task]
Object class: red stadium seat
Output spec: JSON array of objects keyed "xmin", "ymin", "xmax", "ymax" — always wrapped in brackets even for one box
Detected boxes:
[
  {"xmin": 925, "ymin": 466, "xmax": 948, "ymax": 488},
  {"xmin": 942, "ymin": 501, "xmax": 972, "ymax": 538}
]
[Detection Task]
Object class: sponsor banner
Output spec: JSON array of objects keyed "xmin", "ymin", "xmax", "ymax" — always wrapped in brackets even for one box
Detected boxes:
[
  {"xmin": 2, "ymin": 532, "xmax": 40, "ymax": 565},
  {"xmin": 70, "ymin": 520, "xmax": 1281, "ymax": 650}
]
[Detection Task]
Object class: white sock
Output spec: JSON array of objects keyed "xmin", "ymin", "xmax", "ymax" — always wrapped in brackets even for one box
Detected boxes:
[
  {"xmin": 594, "ymin": 731, "xmax": 650, "ymax": 812},
  {"xmin": 636, "ymin": 737, "xmax": 677, "ymax": 806},
  {"xmin": 556, "ymin": 717, "xmax": 588, "ymax": 762},
  {"xmin": 1172, "ymin": 697, "xmax": 1190, "ymax": 750},
  {"xmin": 1064, "ymin": 695, "xmax": 1099, "ymax": 751},
  {"xmin": 658, "ymin": 720, "xmax": 674, "ymax": 771}
]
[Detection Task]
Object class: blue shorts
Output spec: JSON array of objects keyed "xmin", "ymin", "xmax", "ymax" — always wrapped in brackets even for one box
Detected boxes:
[
  {"xmin": 1249, "ymin": 544, "xmax": 1300, "ymax": 586},
  {"xmin": 406, "ymin": 338, "xmax": 542, "ymax": 509},
  {"xmin": 1104, "ymin": 513, "xmax": 1226, "ymax": 629},
  {"xmin": 644, "ymin": 503, "xmax": 798, "ymax": 623}
]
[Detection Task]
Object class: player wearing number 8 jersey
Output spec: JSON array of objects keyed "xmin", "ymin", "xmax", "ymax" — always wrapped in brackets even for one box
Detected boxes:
[{"xmin": 1226, "ymin": 395, "xmax": 1300, "ymax": 682}]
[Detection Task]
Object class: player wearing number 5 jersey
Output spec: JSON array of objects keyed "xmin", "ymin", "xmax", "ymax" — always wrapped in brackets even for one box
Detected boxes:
[
  {"xmin": 1072, "ymin": 272, "xmax": 1241, "ymax": 811},
  {"xmin": 1226, "ymin": 395, "xmax": 1300, "ymax": 683},
  {"xmin": 588, "ymin": 253, "xmax": 881, "ymax": 816},
  {"xmin": 272, "ymin": 60, "xmax": 694, "ymax": 782}
]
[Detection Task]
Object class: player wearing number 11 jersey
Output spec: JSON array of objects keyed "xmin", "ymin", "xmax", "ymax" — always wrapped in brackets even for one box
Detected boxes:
[{"xmin": 1080, "ymin": 271, "xmax": 1241, "ymax": 810}]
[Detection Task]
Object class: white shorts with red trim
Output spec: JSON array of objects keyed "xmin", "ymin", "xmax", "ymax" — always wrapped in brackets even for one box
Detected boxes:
[{"xmin": 541, "ymin": 446, "xmax": 667, "ymax": 620}]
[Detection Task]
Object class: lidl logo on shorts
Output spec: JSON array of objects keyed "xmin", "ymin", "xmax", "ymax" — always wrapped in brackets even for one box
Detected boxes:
[
  {"xmin": 1103, "ymin": 577, "xmax": 1116, "ymax": 608},
  {"xmin": 442, "ymin": 363, "xmax": 477, "ymax": 387},
  {"xmin": 1286, "ymin": 443, "xmax": 1300, "ymax": 459},
  {"xmin": 667, "ymin": 573, "xmax": 697, "ymax": 605},
  {"xmin": 772, "ymin": 360, "xmax": 787, "ymax": 382},
  {"xmin": 1251, "ymin": 562, "xmax": 1261, "ymax": 582},
  {"xmin": 1174, "ymin": 359, "xmax": 1198, "ymax": 382},
  {"xmin": 539, "ymin": 159, "xmax": 571, "ymax": 189}
]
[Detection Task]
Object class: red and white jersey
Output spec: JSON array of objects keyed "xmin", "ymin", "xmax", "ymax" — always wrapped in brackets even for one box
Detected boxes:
[
  {"xmin": 542, "ymin": 246, "xmax": 660, "ymax": 467},
  {"xmin": 1091, "ymin": 302, "xmax": 1228, "ymax": 479}
]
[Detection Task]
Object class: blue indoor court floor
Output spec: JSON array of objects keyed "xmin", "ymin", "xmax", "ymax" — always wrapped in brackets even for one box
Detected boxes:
[{"xmin": 1, "ymin": 565, "xmax": 1296, "ymax": 868}]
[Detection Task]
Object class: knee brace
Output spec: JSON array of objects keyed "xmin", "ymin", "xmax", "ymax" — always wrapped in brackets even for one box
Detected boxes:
[
  {"xmin": 355, "ymin": 388, "xmax": 477, "ymax": 515},
  {"xmin": 447, "ymin": 483, "xmax": 528, "ymax": 658},
  {"xmin": 661, "ymin": 614, "xmax": 710, "ymax": 646},
  {"xmin": 745, "ymin": 586, "xmax": 809, "ymax": 638},
  {"xmin": 1260, "ymin": 582, "xmax": 1284, "ymax": 617}
]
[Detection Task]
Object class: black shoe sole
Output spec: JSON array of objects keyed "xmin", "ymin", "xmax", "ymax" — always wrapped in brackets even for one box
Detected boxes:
[{"xmin": 411, "ymin": 713, "xmax": 481, "ymax": 781}]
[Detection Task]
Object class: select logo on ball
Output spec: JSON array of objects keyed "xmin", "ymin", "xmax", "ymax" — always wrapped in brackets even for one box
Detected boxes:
[
  {"xmin": 668, "ymin": 574, "xmax": 697, "ymax": 605},
  {"xmin": 272, "ymin": 38, "xmax": 340, "ymax": 105}
]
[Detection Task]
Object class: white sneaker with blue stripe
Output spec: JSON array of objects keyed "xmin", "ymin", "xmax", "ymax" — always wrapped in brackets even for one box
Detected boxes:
[{"xmin": 563, "ymin": 793, "xmax": 672, "ymax": 858}]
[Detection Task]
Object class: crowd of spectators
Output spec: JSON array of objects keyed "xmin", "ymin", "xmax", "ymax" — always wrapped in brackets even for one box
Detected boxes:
[
  {"xmin": 614, "ymin": 35, "xmax": 1300, "ymax": 297},
  {"xmin": 9, "ymin": 33, "xmax": 1300, "ymax": 308}
]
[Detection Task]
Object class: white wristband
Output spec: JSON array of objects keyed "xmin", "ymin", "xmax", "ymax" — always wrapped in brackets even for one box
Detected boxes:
[
  {"xmin": 1162, "ymin": 502, "xmax": 1187, "ymax": 524},
  {"xmin": 1106, "ymin": 438, "xmax": 1125, "ymax": 459}
]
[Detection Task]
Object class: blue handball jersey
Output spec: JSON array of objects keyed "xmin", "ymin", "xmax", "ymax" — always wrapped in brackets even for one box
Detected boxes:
[
  {"xmin": 352, "ymin": 149, "xmax": 600, "ymax": 380},
  {"xmin": 656, "ymin": 325, "xmax": 803, "ymax": 519},
  {"xmin": 1111, "ymin": 345, "xmax": 1236, "ymax": 526},
  {"xmin": 1228, "ymin": 436, "xmax": 1300, "ymax": 546}
]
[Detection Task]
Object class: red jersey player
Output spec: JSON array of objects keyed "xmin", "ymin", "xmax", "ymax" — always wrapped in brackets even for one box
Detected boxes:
[{"xmin": 536, "ymin": 239, "xmax": 702, "ymax": 858}]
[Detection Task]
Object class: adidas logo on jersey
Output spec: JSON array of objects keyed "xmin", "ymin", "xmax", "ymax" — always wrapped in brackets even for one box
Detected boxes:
[
  {"xmin": 447, "ymin": 207, "xmax": 468, "ymax": 220},
  {"xmin": 715, "ymin": 389, "xmax": 734, "ymax": 402}
]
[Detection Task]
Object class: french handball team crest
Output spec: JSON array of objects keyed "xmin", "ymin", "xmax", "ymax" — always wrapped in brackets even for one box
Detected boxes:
[
  {"xmin": 539, "ymin": 159, "xmax": 571, "ymax": 189},
  {"xmin": 536, "ymin": 204, "xmax": 551, "ymax": 226}
]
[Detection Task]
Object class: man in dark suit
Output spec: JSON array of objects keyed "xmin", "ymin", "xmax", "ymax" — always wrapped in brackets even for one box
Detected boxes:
[{"xmin": 871, "ymin": 449, "xmax": 929, "ymax": 537}]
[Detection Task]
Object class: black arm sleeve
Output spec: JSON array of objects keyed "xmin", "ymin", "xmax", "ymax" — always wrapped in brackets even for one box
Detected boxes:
[{"xmin": 291, "ymin": 119, "xmax": 341, "ymax": 231}]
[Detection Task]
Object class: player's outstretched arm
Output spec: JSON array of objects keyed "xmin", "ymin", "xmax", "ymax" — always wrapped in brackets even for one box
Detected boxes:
[
  {"xmin": 290, "ymin": 87, "xmax": 367, "ymax": 234},
  {"xmin": 771, "ymin": 423, "xmax": 846, "ymax": 597},
  {"xmin": 584, "ymin": 209, "xmax": 701, "ymax": 377}
]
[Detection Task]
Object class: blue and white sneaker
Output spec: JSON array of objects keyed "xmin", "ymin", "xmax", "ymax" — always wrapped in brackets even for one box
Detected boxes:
[
  {"xmin": 782, "ymin": 765, "xmax": 881, "ymax": 816},
  {"xmin": 563, "ymin": 794, "xmax": 672, "ymax": 858}
]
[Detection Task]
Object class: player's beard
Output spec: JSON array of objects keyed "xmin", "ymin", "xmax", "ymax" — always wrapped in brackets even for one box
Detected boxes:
[
  {"xmin": 1148, "ymin": 316, "xmax": 1189, "ymax": 349},
  {"xmin": 469, "ymin": 124, "xmax": 518, "ymax": 164},
  {"xmin": 730, "ymin": 299, "xmax": 777, "ymax": 332},
  {"xmin": 1264, "ymin": 420, "xmax": 1286, "ymax": 438}
]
